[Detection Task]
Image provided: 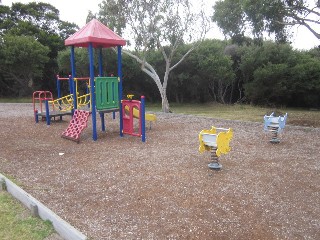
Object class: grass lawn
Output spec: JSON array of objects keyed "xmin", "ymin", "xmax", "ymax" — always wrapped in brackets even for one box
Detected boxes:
[
  {"xmin": 147, "ymin": 102, "xmax": 320, "ymax": 128},
  {"xmin": 0, "ymin": 191, "xmax": 55, "ymax": 240},
  {"xmin": 0, "ymin": 98, "xmax": 319, "ymax": 127},
  {"xmin": 0, "ymin": 98, "xmax": 32, "ymax": 103}
]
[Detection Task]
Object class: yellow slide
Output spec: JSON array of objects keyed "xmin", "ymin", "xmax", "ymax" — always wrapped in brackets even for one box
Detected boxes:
[{"xmin": 124, "ymin": 105, "xmax": 157, "ymax": 122}]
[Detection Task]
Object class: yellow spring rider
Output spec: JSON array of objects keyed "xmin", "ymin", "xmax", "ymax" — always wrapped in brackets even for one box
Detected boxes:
[{"xmin": 199, "ymin": 127, "xmax": 233, "ymax": 170}]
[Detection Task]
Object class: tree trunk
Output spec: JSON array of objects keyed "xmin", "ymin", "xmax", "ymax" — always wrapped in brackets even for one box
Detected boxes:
[
  {"xmin": 175, "ymin": 93, "xmax": 180, "ymax": 104},
  {"xmin": 229, "ymin": 79, "xmax": 234, "ymax": 104},
  {"xmin": 162, "ymin": 94, "xmax": 170, "ymax": 113},
  {"xmin": 121, "ymin": 46, "xmax": 197, "ymax": 113}
]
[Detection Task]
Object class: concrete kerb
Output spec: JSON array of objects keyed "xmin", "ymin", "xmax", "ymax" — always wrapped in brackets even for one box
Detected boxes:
[{"xmin": 0, "ymin": 173, "xmax": 87, "ymax": 240}]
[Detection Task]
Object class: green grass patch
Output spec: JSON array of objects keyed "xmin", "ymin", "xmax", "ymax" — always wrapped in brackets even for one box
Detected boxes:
[
  {"xmin": 0, "ymin": 98, "xmax": 32, "ymax": 103},
  {"xmin": 0, "ymin": 99, "xmax": 318, "ymax": 127},
  {"xmin": 0, "ymin": 174, "xmax": 22, "ymax": 187},
  {"xmin": 146, "ymin": 102, "xmax": 320, "ymax": 127},
  {"xmin": 0, "ymin": 192, "xmax": 55, "ymax": 240}
]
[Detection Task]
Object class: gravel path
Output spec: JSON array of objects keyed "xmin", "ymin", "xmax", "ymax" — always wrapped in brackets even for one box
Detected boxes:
[{"xmin": 0, "ymin": 103, "xmax": 319, "ymax": 239}]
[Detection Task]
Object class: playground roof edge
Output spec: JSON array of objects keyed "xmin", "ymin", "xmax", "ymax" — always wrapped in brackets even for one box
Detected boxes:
[{"xmin": 65, "ymin": 18, "xmax": 126, "ymax": 48}]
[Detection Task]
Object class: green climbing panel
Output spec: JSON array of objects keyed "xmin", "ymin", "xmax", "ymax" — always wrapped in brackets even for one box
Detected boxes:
[{"xmin": 95, "ymin": 77, "xmax": 119, "ymax": 110}]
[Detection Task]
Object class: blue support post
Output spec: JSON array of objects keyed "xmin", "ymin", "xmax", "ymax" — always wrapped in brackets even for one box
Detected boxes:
[
  {"xmin": 56, "ymin": 75, "xmax": 62, "ymax": 120},
  {"xmin": 99, "ymin": 48, "xmax": 103, "ymax": 76},
  {"xmin": 70, "ymin": 46, "xmax": 77, "ymax": 111},
  {"xmin": 73, "ymin": 78, "xmax": 77, "ymax": 110},
  {"xmin": 100, "ymin": 112, "xmax": 105, "ymax": 132},
  {"xmin": 68, "ymin": 75, "xmax": 75, "ymax": 115},
  {"xmin": 141, "ymin": 96, "xmax": 146, "ymax": 142},
  {"xmin": 68, "ymin": 75, "xmax": 73, "ymax": 95},
  {"xmin": 117, "ymin": 46, "xmax": 123, "ymax": 137},
  {"xmin": 45, "ymin": 100, "xmax": 50, "ymax": 125},
  {"xmin": 98, "ymin": 47, "xmax": 103, "ymax": 114},
  {"xmin": 89, "ymin": 43, "xmax": 97, "ymax": 141},
  {"xmin": 57, "ymin": 75, "xmax": 61, "ymax": 99}
]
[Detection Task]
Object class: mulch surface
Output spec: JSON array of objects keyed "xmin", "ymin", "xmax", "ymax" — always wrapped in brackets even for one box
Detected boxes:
[{"xmin": 0, "ymin": 103, "xmax": 319, "ymax": 239}]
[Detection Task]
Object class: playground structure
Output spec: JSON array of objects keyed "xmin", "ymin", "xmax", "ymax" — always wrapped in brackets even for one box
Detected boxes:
[
  {"xmin": 61, "ymin": 110, "xmax": 91, "ymax": 143},
  {"xmin": 264, "ymin": 112, "xmax": 288, "ymax": 143},
  {"xmin": 33, "ymin": 19, "xmax": 156, "ymax": 142},
  {"xmin": 199, "ymin": 127, "xmax": 233, "ymax": 170},
  {"xmin": 122, "ymin": 95, "xmax": 146, "ymax": 142},
  {"xmin": 33, "ymin": 91, "xmax": 72, "ymax": 125},
  {"xmin": 130, "ymin": 105, "xmax": 156, "ymax": 130},
  {"xmin": 33, "ymin": 76, "xmax": 91, "ymax": 124}
]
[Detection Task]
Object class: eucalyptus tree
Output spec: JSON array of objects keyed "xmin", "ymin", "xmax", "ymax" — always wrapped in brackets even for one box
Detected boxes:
[
  {"xmin": 98, "ymin": 0, "xmax": 209, "ymax": 112},
  {"xmin": 212, "ymin": 0, "xmax": 247, "ymax": 45},
  {"xmin": 212, "ymin": 0, "xmax": 320, "ymax": 44}
]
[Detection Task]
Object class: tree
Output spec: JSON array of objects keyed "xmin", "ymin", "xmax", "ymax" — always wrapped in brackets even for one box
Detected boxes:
[
  {"xmin": 288, "ymin": 52, "xmax": 320, "ymax": 107},
  {"xmin": 212, "ymin": 0, "xmax": 320, "ymax": 44},
  {"xmin": 238, "ymin": 41, "xmax": 320, "ymax": 107},
  {"xmin": 97, "ymin": 0, "xmax": 209, "ymax": 112},
  {"xmin": 239, "ymin": 42, "xmax": 294, "ymax": 105},
  {"xmin": 195, "ymin": 39, "xmax": 235, "ymax": 104},
  {"xmin": 244, "ymin": 63, "xmax": 290, "ymax": 105},
  {"xmin": 0, "ymin": 2, "xmax": 78, "ymax": 95},
  {"xmin": 212, "ymin": 0, "xmax": 247, "ymax": 45},
  {"xmin": 0, "ymin": 35, "xmax": 49, "ymax": 96}
]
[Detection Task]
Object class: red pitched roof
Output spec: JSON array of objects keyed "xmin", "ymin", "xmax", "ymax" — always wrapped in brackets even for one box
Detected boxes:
[{"xmin": 65, "ymin": 19, "xmax": 126, "ymax": 48}]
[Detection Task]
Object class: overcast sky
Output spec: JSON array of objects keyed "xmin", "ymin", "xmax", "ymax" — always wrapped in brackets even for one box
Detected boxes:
[{"xmin": 1, "ymin": 0, "xmax": 319, "ymax": 50}]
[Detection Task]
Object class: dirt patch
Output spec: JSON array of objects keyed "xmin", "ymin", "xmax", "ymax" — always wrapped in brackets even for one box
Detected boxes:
[
  {"xmin": 0, "ymin": 103, "xmax": 319, "ymax": 239},
  {"xmin": 287, "ymin": 118, "xmax": 319, "ymax": 128}
]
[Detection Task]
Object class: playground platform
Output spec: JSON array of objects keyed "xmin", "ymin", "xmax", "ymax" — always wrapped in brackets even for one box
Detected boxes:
[
  {"xmin": 36, "ymin": 110, "xmax": 73, "ymax": 118},
  {"xmin": 97, "ymin": 108, "xmax": 119, "ymax": 114}
]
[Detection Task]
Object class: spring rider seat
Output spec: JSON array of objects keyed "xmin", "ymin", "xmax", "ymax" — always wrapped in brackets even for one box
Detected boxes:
[
  {"xmin": 199, "ymin": 127, "xmax": 233, "ymax": 170},
  {"xmin": 264, "ymin": 112, "xmax": 288, "ymax": 143}
]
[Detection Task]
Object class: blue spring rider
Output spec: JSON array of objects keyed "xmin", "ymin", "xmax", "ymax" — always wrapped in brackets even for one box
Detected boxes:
[{"xmin": 264, "ymin": 112, "xmax": 288, "ymax": 143}]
